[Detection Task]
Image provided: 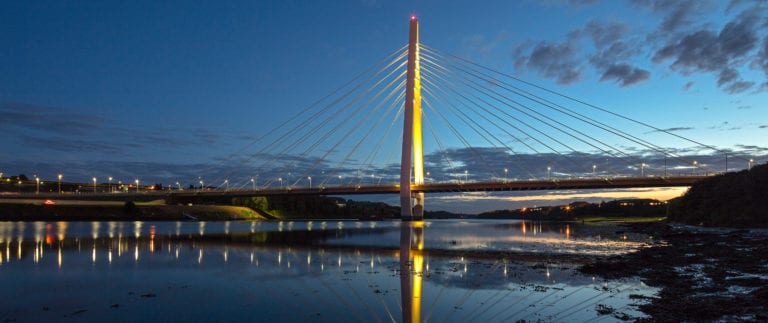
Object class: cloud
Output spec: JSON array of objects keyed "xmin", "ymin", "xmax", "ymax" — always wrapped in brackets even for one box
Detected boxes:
[
  {"xmin": 514, "ymin": 40, "xmax": 582, "ymax": 85},
  {"xmin": 578, "ymin": 20, "xmax": 629, "ymax": 48},
  {"xmin": 599, "ymin": 63, "xmax": 651, "ymax": 86},
  {"xmin": 630, "ymin": 0, "xmax": 716, "ymax": 33},
  {"xmin": 0, "ymin": 102, "xmax": 107, "ymax": 136},
  {"xmin": 646, "ymin": 126, "xmax": 694, "ymax": 133},
  {"xmin": 725, "ymin": 80, "xmax": 756, "ymax": 94},
  {"xmin": 19, "ymin": 135, "xmax": 126, "ymax": 155},
  {"xmin": 652, "ymin": 9, "xmax": 763, "ymax": 93},
  {"xmin": 569, "ymin": 0, "xmax": 600, "ymax": 5},
  {"xmin": 682, "ymin": 81, "xmax": 695, "ymax": 90},
  {"xmin": 752, "ymin": 36, "xmax": 768, "ymax": 83},
  {"xmin": 735, "ymin": 144, "xmax": 768, "ymax": 152},
  {"xmin": 708, "ymin": 121, "xmax": 742, "ymax": 131}
]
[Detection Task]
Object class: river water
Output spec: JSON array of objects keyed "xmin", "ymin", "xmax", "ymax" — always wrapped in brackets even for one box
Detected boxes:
[{"xmin": 0, "ymin": 220, "xmax": 657, "ymax": 322}]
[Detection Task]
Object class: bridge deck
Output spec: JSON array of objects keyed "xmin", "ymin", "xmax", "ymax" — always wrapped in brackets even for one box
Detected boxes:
[{"xmin": 5, "ymin": 175, "xmax": 706, "ymax": 202}]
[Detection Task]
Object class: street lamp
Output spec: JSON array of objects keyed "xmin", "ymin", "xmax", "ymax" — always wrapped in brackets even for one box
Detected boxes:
[
  {"xmin": 176, "ymin": 182, "xmax": 181, "ymax": 190},
  {"xmin": 592, "ymin": 164, "xmax": 597, "ymax": 177},
  {"xmin": 35, "ymin": 176, "xmax": 40, "ymax": 194},
  {"xmin": 308, "ymin": 176, "xmax": 312, "ymax": 190},
  {"xmin": 338, "ymin": 175, "xmax": 342, "ymax": 186},
  {"xmin": 92, "ymin": 177, "xmax": 97, "ymax": 193},
  {"xmin": 224, "ymin": 179, "xmax": 229, "ymax": 191},
  {"xmin": 464, "ymin": 170, "xmax": 468, "ymax": 183},
  {"xmin": 693, "ymin": 160, "xmax": 698, "ymax": 175},
  {"xmin": 502, "ymin": 168, "xmax": 508, "ymax": 183},
  {"xmin": 199, "ymin": 180, "xmax": 204, "ymax": 192},
  {"xmin": 371, "ymin": 174, "xmax": 375, "ymax": 184},
  {"xmin": 108, "ymin": 177, "xmax": 113, "ymax": 193},
  {"xmin": 135, "ymin": 179, "xmax": 140, "ymax": 192},
  {"xmin": 641, "ymin": 163, "xmax": 647, "ymax": 177},
  {"xmin": 58, "ymin": 174, "xmax": 62, "ymax": 193},
  {"xmin": 547, "ymin": 166, "xmax": 551, "ymax": 180},
  {"xmin": 749, "ymin": 159, "xmax": 754, "ymax": 170},
  {"xmin": 278, "ymin": 177, "xmax": 283, "ymax": 189},
  {"xmin": 251, "ymin": 178, "xmax": 256, "ymax": 190}
]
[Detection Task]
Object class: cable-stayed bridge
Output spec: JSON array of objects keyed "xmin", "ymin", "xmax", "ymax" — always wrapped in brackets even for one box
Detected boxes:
[{"xmin": 13, "ymin": 17, "xmax": 756, "ymax": 218}]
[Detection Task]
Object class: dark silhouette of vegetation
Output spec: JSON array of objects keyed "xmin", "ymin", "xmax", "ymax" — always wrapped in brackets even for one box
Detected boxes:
[
  {"xmin": 477, "ymin": 199, "xmax": 667, "ymax": 220},
  {"xmin": 667, "ymin": 162, "xmax": 768, "ymax": 227}
]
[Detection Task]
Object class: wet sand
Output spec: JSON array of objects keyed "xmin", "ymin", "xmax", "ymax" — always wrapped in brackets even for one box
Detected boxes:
[{"xmin": 580, "ymin": 222, "xmax": 768, "ymax": 321}]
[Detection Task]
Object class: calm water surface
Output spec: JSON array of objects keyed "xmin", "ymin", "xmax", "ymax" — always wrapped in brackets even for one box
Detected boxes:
[{"xmin": 0, "ymin": 220, "xmax": 657, "ymax": 322}]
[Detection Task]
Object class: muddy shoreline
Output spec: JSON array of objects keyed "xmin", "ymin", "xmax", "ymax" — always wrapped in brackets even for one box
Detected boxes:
[{"xmin": 580, "ymin": 222, "xmax": 768, "ymax": 321}]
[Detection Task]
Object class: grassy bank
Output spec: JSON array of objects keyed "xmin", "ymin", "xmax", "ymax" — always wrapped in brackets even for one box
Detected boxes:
[{"xmin": 0, "ymin": 202, "xmax": 268, "ymax": 221}]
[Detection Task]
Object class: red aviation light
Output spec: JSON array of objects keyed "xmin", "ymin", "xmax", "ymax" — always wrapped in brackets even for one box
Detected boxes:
[{"xmin": 411, "ymin": 15, "xmax": 417, "ymax": 20}]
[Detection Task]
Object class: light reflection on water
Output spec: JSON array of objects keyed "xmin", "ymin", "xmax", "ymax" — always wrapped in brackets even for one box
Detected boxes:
[{"xmin": 0, "ymin": 220, "xmax": 655, "ymax": 322}]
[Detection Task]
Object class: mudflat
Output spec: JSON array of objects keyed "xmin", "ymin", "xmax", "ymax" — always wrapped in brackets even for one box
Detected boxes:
[{"xmin": 581, "ymin": 222, "xmax": 768, "ymax": 321}]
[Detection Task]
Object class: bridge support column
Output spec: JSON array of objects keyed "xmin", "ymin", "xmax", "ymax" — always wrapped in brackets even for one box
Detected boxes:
[{"xmin": 400, "ymin": 16, "xmax": 424, "ymax": 220}]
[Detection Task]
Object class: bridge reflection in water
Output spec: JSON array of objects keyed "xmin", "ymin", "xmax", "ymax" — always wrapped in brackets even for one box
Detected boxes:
[
  {"xmin": 0, "ymin": 220, "xmax": 656, "ymax": 321},
  {"xmin": 400, "ymin": 221, "xmax": 425, "ymax": 323}
]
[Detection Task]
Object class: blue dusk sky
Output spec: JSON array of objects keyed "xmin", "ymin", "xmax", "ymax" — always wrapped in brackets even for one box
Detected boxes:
[{"xmin": 2, "ymin": 0, "xmax": 767, "ymax": 213}]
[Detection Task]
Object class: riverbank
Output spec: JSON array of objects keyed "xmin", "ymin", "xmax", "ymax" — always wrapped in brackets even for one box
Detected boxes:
[
  {"xmin": 580, "ymin": 222, "xmax": 768, "ymax": 321},
  {"xmin": 0, "ymin": 202, "xmax": 269, "ymax": 221}
]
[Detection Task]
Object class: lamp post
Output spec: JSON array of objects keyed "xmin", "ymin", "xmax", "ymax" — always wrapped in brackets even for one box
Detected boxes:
[
  {"xmin": 464, "ymin": 170, "xmax": 468, "ymax": 183},
  {"xmin": 108, "ymin": 177, "xmax": 113, "ymax": 193},
  {"xmin": 592, "ymin": 164, "xmax": 596, "ymax": 177},
  {"xmin": 693, "ymin": 160, "xmax": 698, "ymax": 175},
  {"xmin": 251, "ymin": 178, "xmax": 255, "ymax": 190},
  {"xmin": 36, "ymin": 176, "xmax": 40, "ymax": 194},
  {"xmin": 58, "ymin": 174, "xmax": 62, "ymax": 194},
  {"xmin": 92, "ymin": 177, "xmax": 97, "ymax": 193},
  {"xmin": 224, "ymin": 179, "xmax": 229, "ymax": 191},
  {"xmin": 547, "ymin": 166, "xmax": 551, "ymax": 180},
  {"xmin": 308, "ymin": 176, "xmax": 312, "ymax": 190},
  {"xmin": 504, "ymin": 168, "xmax": 508, "ymax": 183},
  {"xmin": 749, "ymin": 159, "xmax": 754, "ymax": 170},
  {"xmin": 338, "ymin": 175, "xmax": 342, "ymax": 186},
  {"xmin": 176, "ymin": 182, "xmax": 181, "ymax": 190},
  {"xmin": 135, "ymin": 179, "xmax": 140, "ymax": 192},
  {"xmin": 199, "ymin": 180, "xmax": 203, "ymax": 192},
  {"xmin": 118, "ymin": 180, "xmax": 122, "ymax": 192},
  {"xmin": 641, "ymin": 163, "xmax": 647, "ymax": 177},
  {"xmin": 278, "ymin": 177, "xmax": 283, "ymax": 189}
]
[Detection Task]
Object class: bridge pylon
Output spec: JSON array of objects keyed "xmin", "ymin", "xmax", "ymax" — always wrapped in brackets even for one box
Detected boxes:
[{"xmin": 400, "ymin": 16, "xmax": 424, "ymax": 220}]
